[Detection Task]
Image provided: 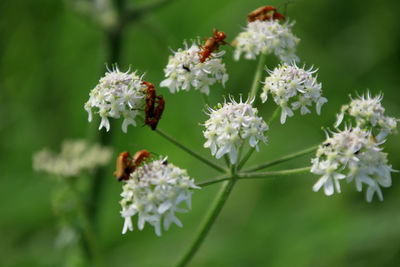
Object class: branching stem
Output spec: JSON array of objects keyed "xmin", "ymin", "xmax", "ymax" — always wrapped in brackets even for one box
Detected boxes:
[
  {"xmin": 249, "ymin": 53, "xmax": 267, "ymax": 99},
  {"xmin": 198, "ymin": 166, "xmax": 311, "ymax": 187},
  {"xmin": 67, "ymin": 180, "xmax": 103, "ymax": 267},
  {"xmin": 176, "ymin": 170, "xmax": 237, "ymax": 267},
  {"xmin": 245, "ymin": 145, "xmax": 318, "ymax": 172},
  {"xmin": 155, "ymin": 128, "xmax": 227, "ymax": 173},
  {"xmin": 237, "ymin": 106, "xmax": 280, "ymax": 171}
]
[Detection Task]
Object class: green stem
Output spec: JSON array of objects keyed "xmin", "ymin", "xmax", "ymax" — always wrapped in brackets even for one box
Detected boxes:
[
  {"xmin": 155, "ymin": 128, "xmax": 226, "ymax": 173},
  {"xmin": 197, "ymin": 167, "xmax": 312, "ymax": 187},
  {"xmin": 237, "ymin": 147, "xmax": 255, "ymax": 171},
  {"xmin": 88, "ymin": 2, "xmax": 123, "ymax": 227},
  {"xmin": 249, "ymin": 53, "xmax": 267, "ymax": 99},
  {"xmin": 67, "ymin": 181, "xmax": 103, "ymax": 267},
  {"xmin": 237, "ymin": 106, "xmax": 280, "ymax": 171},
  {"xmin": 196, "ymin": 175, "xmax": 231, "ymax": 187},
  {"xmin": 202, "ymin": 94, "xmax": 210, "ymax": 107},
  {"xmin": 240, "ymin": 166, "xmax": 311, "ymax": 179},
  {"xmin": 244, "ymin": 145, "xmax": 318, "ymax": 172},
  {"xmin": 176, "ymin": 175, "xmax": 237, "ymax": 267},
  {"xmin": 236, "ymin": 143, "xmax": 244, "ymax": 166},
  {"xmin": 223, "ymin": 154, "xmax": 231, "ymax": 168},
  {"xmin": 267, "ymin": 106, "xmax": 280, "ymax": 126},
  {"xmin": 176, "ymin": 166, "xmax": 310, "ymax": 265}
]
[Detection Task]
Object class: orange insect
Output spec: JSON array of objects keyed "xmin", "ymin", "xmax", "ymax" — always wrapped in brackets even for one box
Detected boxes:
[
  {"xmin": 113, "ymin": 151, "xmax": 133, "ymax": 181},
  {"xmin": 142, "ymin": 81, "xmax": 165, "ymax": 130},
  {"xmin": 142, "ymin": 81, "xmax": 157, "ymax": 119},
  {"xmin": 113, "ymin": 150, "xmax": 152, "ymax": 181},
  {"xmin": 131, "ymin": 149, "xmax": 151, "ymax": 169},
  {"xmin": 199, "ymin": 28, "xmax": 227, "ymax": 63},
  {"xmin": 146, "ymin": 95, "xmax": 165, "ymax": 130},
  {"xmin": 247, "ymin": 5, "xmax": 285, "ymax": 22}
]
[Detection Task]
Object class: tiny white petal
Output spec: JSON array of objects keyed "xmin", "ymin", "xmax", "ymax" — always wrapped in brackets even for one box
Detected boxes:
[
  {"xmin": 310, "ymin": 125, "xmax": 395, "ymax": 202},
  {"xmin": 160, "ymin": 42, "xmax": 228, "ymax": 95},
  {"xmin": 335, "ymin": 112, "xmax": 344, "ymax": 128},
  {"xmin": 323, "ymin": 178, "xmax": 334, "ymax": 196},
  {"xmin": 261, "ymin": 62, "xmax": 326, "ymax": 123},
  {"xmin": 313, "ymin": 176, "xmax": 327, "ymax": 192},
  {"xmin": 122, "ymin": 217, "xmax": 133, "ymax": 234},
  {"xmin": 119, "ymin": 157, "xmax": 199, "ymax": 236},
  {"xmin": 84, "ymin": 67, "xmax": 146, "ymax": 133},
  {"xmin": 203, "ymin": 97, "xmax": 268, "ymax": 164},
  {"xmin": 158, "ymin": 202, "xmax": 172, "ymax": 214},
  {"xmin": 233, "ymin": 20, "xmax": 299, "ymax": 62},
  {"xmin": 336, "ymin": 92, "xmax": 398, "ymax": 139}
]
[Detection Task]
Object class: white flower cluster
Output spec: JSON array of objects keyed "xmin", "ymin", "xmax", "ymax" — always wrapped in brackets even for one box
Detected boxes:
[
  {"xmin": 261, "ymin": 62, "xmax": 327, "ymax": 124},
  {"xmin": 84, "ymin": 66, "xmax": 147, "ymax": 133},
  {"xmin": 160, "ymin": 42, "xmax": 228, "ymax": 95},
  {"xmin": 203, "ymin": 97, "xmax": 269, "ymax": 164},
  {"xmin": 233, "ymin": 20, "xmax": 299, "ymax": 62},
  {"xmin": 120, "ymin": 157, "xmax": 199, "ymax": 236},
  {"xmin": 336, "ymin": 93, "xmax": 398, "ymax": 142},
  {"xmin": 311, "ymin": 126, "xmax": 395, "ymax": 202},
  {"xmin": 33, "ymin": 139, "xmax": 113, "ymax": 177}
]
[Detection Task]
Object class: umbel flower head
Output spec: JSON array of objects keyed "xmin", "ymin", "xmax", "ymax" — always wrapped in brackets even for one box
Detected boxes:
[
  {"xmin": 335, "ymin": 92, "xmax": 398, "ymax": 142},
  {"xmin": 84, "ymin": 66, "xmax": 147, "ymax": 133},
  {"xmin": 33, "ymin": 139, "xmax": 112, "ymax": 178},
  {"xmin": 120, "ymin": 157, "xmax": 199, "ymax": 236},
  {"xmin": 203, "ymin": 96, "xmax": 269, "ymax": 164},
  {"xmin": 233, "ymin": 19, "xmax": 299, "ymax": 62},
  {"xmin": 160, "ymin": 41, "xmax": 228, "ymax": 95},
  {"xmin": 311, "ymin": 126, "xmax": 396, "ymax": 202},
  {"xmin": 261, "ymin": 62, "xmax": 327, "ymax": 124}
]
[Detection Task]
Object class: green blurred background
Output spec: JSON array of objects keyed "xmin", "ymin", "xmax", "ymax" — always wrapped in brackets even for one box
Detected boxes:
[{"xmin": 1, "ymin": 0, "xmax": 400, "ymax": 266}]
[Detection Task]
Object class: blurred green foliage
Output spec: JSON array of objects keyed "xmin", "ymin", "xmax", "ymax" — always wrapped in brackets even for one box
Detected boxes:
[{"xmin": 1, "ymin": 0, "xmax": 400, "ymax": 266}]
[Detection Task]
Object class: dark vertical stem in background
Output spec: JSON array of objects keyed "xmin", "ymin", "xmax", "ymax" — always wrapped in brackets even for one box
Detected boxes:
[
  {"xmin": 107, "ymin": 0, "xmax": 124, "ymax": 63},
  {"xmin": 88, "ymin": 0, "xmax": 124, "ymax": 230},
  {"xmin": 107, "ymin": 29, "xmax": 122, "ymax": 67},
  {"xmin": 78, "ymin": 0, "xmax": 176, "ymax": 265},
  {"xmin": 86, "ymin": 0, "xmax": 176, "ymax": 240}
]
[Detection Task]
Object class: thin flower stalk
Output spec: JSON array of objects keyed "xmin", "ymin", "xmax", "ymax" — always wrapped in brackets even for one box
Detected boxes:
[
  {"xmin": 203, "ymin": 96, "xmax": 269, "ymax": 164},
  {"xmin": 176, "ymin": 176, "xmax": 237, "ymax": 267},
  {"xmin": 197, "ymin": 167, "xmax": 312, "ymax": 187},
  {"xmin": 237, "ymin": 106, "xmax": 280, "ymax": 171},
  {"xmin": 249, "ymin": 53, "xmax": 267, "ymax": 99},
  {"xmin": 66, "ymin": 180, "xmax": 103, "ymax": 267},
  {"xmin": 245, "ymin": 145, "xmax": 318, "ymax": 172},
  {"xmin": 155, "ymin": 128, "xmax": 227, "ymax": 173}
]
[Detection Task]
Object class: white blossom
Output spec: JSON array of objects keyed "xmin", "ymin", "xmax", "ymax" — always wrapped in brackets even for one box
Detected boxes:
[
  {"xmin": 233, "ymin": 20, "xmax": 299, "ymax": 62},
  {"xmin": 120, "ymin": 157, "xmax": 199, "ymax": 236},
  {"xmin": 160, "ymin": 42, "xmax": 228, "ymax": 95},
  {"xmin": 311, "ymin": 126, "xmax": 396, "ymax": 202},
  {"xmin": 335, "ymin": 92, "xmax": 398, "ymax": 142},
  {"xmin": 33, "ymin": 139, "xmax": 112, "ymax": 177},
  {"xmin": 84, "ymin": 66, "xmax": 147, "ymax": 133},
  {"xmin": 261, "ymin": 62, "xmax": 327, "ymax": 124},
  {"xmin": 203, "ymin": 96, "xmax": 269, "ymax": 164}
]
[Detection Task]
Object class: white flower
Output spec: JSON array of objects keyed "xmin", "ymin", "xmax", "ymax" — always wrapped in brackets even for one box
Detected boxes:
[
  {"xmin": 33, "ymin": 139, "xmax": 113, "ymax": 177},
  {"xmin": 203, "ymin": 96, "xmax": 269, "ymax": 164},
  {"xmin": 160, "ymin": 42, "xmax": 228, "ymax": 95},
  {"xmin": 120, "ymin": 157, "xmax": 199, "ymax": 236},
  {"xmin": 233, "ymin": 20, "xmax": 299, "ymax": 62},
  {"xmin": 261, "ymin": 62, "xmax": 327, "ymax": 124},
  {"xmin": 84, "ymin": 66, "xmax": 147, "ymax": 133},
  {"xmin": 335, "ymin": 92, "xmax": 398, "ymax": 142},
  {"xmin": 311, "ymin": 126, "xmax": 396, "ymax": 202}
]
